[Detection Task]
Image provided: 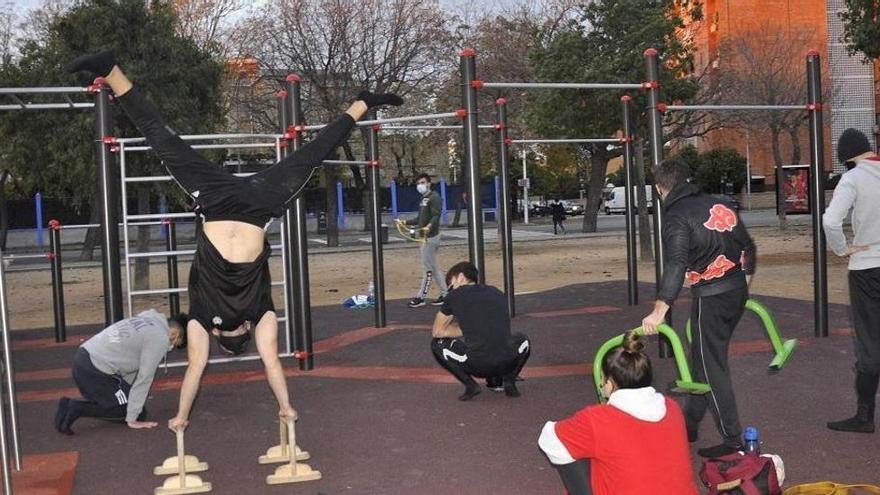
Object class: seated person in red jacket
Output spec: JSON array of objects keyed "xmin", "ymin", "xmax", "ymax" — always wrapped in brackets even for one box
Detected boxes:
[{"xmin": 537, "ymin": 331, "xmax": 698, "ymax": 495}]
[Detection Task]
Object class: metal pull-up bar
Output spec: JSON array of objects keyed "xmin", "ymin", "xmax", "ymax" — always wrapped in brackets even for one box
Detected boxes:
[
  {"xmin": 510, "ymin": 138, "xmax": 622, "ymax": 145},
  {"xmin": 0, "ymin": 86, "xmax": 96, "ymax": 111},
  {"xmin": 482, "ymin": 82, "xmax": 644, "ymax": 90},
  {"xmin": 664, "ymin": 104, "xmax": 808, "ymax": 111}
]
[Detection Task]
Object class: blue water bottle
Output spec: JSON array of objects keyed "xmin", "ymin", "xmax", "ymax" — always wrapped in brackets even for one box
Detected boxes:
[{"xmin": 743, "ymin": 427, "xmax": 760, "ymax": 454}]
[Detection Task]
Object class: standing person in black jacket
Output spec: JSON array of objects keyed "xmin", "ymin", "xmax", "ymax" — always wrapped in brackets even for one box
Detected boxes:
[
  {"xmin": 551, "ymin": 199, "xmax": 566, "ymax": 235},
  {"xmin": 641, "ymin": 158, "xmax": 756, "ymax": 459}
]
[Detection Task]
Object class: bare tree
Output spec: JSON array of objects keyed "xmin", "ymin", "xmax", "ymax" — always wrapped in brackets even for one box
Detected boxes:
[
  {"xmin": 709, "ymin": 25, "xmax": 821, "ymax": 228},
  {"xmin": 231, "ymin": 0, "xmax": 453, "ymax": 243},
  {"xmin": 172, "ymin": 0, "xmax": 244, "ymax": 57}
]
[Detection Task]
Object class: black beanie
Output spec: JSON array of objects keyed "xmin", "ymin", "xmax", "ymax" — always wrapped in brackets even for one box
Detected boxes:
[{"xmin": 837, "ymin": 128, "xmax": 871, "ymax": 163}]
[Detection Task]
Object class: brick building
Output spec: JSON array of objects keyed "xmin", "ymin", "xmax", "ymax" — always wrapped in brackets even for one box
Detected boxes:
[{"xmin": 673, "ymin": 0, "xmax": 878, "ymax": 188}]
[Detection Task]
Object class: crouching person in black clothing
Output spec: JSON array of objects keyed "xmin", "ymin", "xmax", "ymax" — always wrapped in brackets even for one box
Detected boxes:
[{"xmin": 430, "ymin": 262, "xmax": 530, "ymax": 401}]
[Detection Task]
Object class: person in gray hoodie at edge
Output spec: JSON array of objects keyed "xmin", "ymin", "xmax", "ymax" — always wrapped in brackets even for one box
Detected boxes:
[
  {"xmin": 54, "ymin": 309, "xmax": 188, "ymax": 434},
  {"xmin": 823, "ymin": 128, "xmax": 880, "ymax": 434}
]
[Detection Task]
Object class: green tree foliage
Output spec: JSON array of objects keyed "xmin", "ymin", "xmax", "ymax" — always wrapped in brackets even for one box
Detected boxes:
[
  {"xmin": 840, "ymin": 0, "xmax": 880, "ymax": 60},
  {"xmin": 526, "ymin": 0, "xmax": 698, "ymax": 232},
  {"xmin": 0, "ymin": 0, "xmax": 224, "ymax": 210},
  {"xmin": 670, "ymin": 146, "xmax": 747, "ymax": 194}
]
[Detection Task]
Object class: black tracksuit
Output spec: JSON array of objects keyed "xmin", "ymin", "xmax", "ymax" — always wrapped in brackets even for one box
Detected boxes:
[{"xmin": 657, "ymin": 183, "xmax": 756, "ymax": 447}]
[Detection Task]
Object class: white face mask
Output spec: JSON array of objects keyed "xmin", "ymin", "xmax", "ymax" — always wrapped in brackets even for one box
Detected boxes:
[{"xmin": 417, "ymin": 183, "xmax": 429, "ymax": 194}]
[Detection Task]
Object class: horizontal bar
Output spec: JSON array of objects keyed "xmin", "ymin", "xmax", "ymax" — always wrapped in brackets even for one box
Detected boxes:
[
  {"xmin": 163, "ymin": 351, "xmax": 295, "ymax": 369},
  {"xmin": 2, "ymin": 254, "xmax": 47, "ymax": 260},
  {"xmin": 60, "ymin": 223, "xmax": 100, "ymax": 230},
  {"xmin": 664, "ymin": 104, "xmax": 806, "ymax": 111},
  {"xmin": 323, "ymin": 160, "xmax": 372, "ymax": 166},
  {"xmin": 511, "ymin": 138, "xmax": 620, "ymax": 144},
  {"xmin": 127, "ymin": 212, "xmax": 196, "ymax": 221},
  {"xmin": 124, "ymin": 143, "xmax": 275, "ymax": 152},
  {"xmin": 0, "ymin": 87, "xmax": 90, "ymax": 94},
  {"xmin": 116, "ymin": 133, "xmax": 281, "ymax": 144},
  {"xmin": 124, "ymin": 172, "xmax": 256, "ymax": 183},
  {"xmin": 126, "ymin": 244, "xmax": 284, "ymax": 259},
  {"xmin": 358, "ymin": 112, "xmax": 459, "ymax": 126},
  {"xmin": 129, "ymin": 287, "xmax": 188, "ymax": 296},
  {"xmin": 380, "ymin": 125, "xmax": 496, "ymax": 130},
  {"xmin": 482, "ymin": 82, "xmax": 643, "ymax": 90},
  {"xmin": 0, "ymin": 103, "xmax": 94, "ymax": 111},
  {"xmin": 128, "ymin": 249, "xmax": 195, "ymax": 259}
]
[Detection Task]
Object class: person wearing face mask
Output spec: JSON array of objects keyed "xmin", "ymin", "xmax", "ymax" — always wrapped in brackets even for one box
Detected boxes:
[
  {"xmin": 405, "ymin": 173, "xmax": 447, "ymax": 308},
  {"xmin": 641, "ymin": 157, "xmax": 756, "ymax": 459},
  {"xmin": 54, "ymin": 309, "xmax": 188, "ymax": 434},
  {"xmin": 429, "ymin": 261, "xmax": 531, "ymax": 400}
]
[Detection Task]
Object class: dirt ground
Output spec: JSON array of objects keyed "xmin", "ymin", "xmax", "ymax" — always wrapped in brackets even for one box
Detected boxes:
[{"xmin": 5, "ymin": 224, "xmax": 850, "ymax": 330}]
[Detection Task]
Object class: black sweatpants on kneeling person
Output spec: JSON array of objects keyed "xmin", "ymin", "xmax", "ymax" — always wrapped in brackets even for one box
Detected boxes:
[
  {"xmin": 71, "ymin": 348, "xmax": 131, "ymax": 421},
  {"xmin": 431, "ymin": 333, "xmax": 530, "ymax": 386},
  {"xmin": 684, "ymin": 286, "xmax": 747, "ymax": 447}
]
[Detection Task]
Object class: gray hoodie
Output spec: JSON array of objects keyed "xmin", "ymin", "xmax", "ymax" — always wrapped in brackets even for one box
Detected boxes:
[
  {"xmin": 823, "ymin": 156, "xmax": 880, "ymax": 271},
  {"xmin": 81, "ymin": 309, "xmax": 170, "ymax": 423}
]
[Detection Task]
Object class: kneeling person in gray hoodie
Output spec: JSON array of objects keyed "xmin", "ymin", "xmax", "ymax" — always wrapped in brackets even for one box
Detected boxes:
[{"xmin": 55, "ymin": 309, "xmax": 188, "ymax": 434}]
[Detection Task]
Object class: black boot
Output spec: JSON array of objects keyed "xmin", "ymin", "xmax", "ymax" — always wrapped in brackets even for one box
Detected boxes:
[
  {"xmin": 827, "ymin": 371, "xmax": 878, "ymax": 433},
  {"xmin": 356, "ymin": 90, "xmax": 404, "ymax": 108},
  {"xmin": 54, "ymin": 397, "xmax": 70, "ymax": 433},
  {"xmin": 66, "ymin": 50, "xmax": 117, "ymax": 77}
]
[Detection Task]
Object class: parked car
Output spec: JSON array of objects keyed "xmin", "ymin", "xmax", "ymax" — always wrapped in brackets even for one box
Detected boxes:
[
  {"xmin": 529, "ymin": 204, "xmax": 552, "ymax": 217},
  {"xmin": 561, "ymin": 200, "xmax": 583, "ymax": 216},
  {"xmin": 603, "ymin": 186, "xmax": 654, "ymax": 215}
]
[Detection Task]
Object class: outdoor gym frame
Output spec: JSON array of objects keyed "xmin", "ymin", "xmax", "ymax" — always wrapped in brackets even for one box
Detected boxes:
[{"xmin": 642, "ymin": 48, "xmax": 829, "ymax": 339}]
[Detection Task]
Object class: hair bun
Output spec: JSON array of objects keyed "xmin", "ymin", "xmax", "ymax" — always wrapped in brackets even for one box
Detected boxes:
[{"xmin": 622, "ymin": 330, "xmax": 644, "ymax": 355}]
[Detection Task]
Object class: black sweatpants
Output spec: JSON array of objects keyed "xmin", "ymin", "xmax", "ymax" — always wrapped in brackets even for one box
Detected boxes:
[
  {"xmin": 850, "ymin": 267, "xmax": 880, "ymax": 375},
  {"xmin": 71, "ymin": 348, "xmax": 130, "ymax": 420},
  {"xmin": 684, "ymin": 286, "xmax": 747, "ymax": 446},
  {"xmin": 431, "ymin": 333, "xmax": 530, "ymax": 386},
  {"xmin": 116, "ymin": 86, "xmax": 356, "ymax": 223}
]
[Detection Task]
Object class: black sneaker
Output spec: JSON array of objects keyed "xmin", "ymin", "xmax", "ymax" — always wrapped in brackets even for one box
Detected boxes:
[
  {"xmin": 458, "ymin": 384, "xmax": 481, "ymax": 401},
  {"xmin": 54, "ymin": 397, "xmax": 70, "ymax": 433},
  {"xmin": 407, "ymin": 298, "xmax": 426, "ymax": 308},
  {"xmin": 486, "ymin": 376, "xmax": 504, "ymax": 392},
  {"xmin": 430, "ymin": 296, "xmax": 446, "ymax": 306}
]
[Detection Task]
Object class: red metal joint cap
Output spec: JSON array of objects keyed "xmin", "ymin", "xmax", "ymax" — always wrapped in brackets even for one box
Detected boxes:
[
  {"xmin": 471, "ymin": 80, "xmax": 484, "ymax": 90},
  {"xmin": 293, "ymin": 350, "xmax": 310, "ymax": 360},
  {"xmin": 621, "ymin": 95, "xmax": 632, "ymax": 102},
  {"xmin": 460, "ymin": 48, "xmax": 476, "ymax": 57},
  {"xmin": 641, "ymin": 81, "xmax": 660, "ymax": 90},
  {"xmin": 161, "ymin": 218, "xmax": 173, "ymax": 226},
  {"xmin": 87, "ymin": 77, "xmax": 106, "ymax": 93},
  {"xmin": 455, "ymin": 108, "xmax": 468, "ymax": 118},
  {"xmin": 276, "ymin": 90, "xmax": 288, "ymax": 99},
  {"xmin": 494, "ymin": 123, "xmax": 506, "ymax": 130},
  {"xmin": 286, "ymin": 73, "xmax": 301, "ymax": 82},
  {"xmin": 110, "ymin": 145, "xmax": 120, "ymax": 153},
  {"xmin": 46, "ymin": 252, "xmax": 56, "ymax": 260},
  {"xmin": 806, "ymin": 49, "xmax": 820, "ymax": 58},
  {"xmin": 618, "ymin": 136, "xmax": 633, "ymax": 143},
  {"xmin": 102, "ymin": 136, "xmax": 118, "ymax": 145},
  {"xmin": 806, "ymin": 103, "xmax": 823, "ymax": 111},
  {"xmin": 368, "ymin": 160, "xmax": 381, "ymax": 168},
  {"xmin": 644, "ymin": 48, "xmax": 658, "ymax": 57},
  {"xmin": 48, "ymin": 219, "xmax": 61, "ymax": 230},
  {"xmin": 496, "ymin": 97, "xmax": 507, "ymax": 105},
  {"xmin": 657, "ymin": 102, "xmax": 668, "ymax": 113},
  {"xmin": 372, "ymin": 124, "xmax": 382, "ymax": 132},
  {"xmin": 503, "ymin": 137, "xmax": 513, "ymax": 146}
]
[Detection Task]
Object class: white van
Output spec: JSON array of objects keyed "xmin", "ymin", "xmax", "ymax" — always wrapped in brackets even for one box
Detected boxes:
[{"xmin": 603, "ymin": 186, "xmax": 654, "ymax": 215}]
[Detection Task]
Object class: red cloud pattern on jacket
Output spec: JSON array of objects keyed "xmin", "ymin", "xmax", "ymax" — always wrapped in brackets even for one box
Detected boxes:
[
  {"xmin": 703, "ymin": 204, "xmax": 737, "ymax": 232},
  {"xmin": 685, "ymin": 254, "xmax": 736, "ymax": 285}
]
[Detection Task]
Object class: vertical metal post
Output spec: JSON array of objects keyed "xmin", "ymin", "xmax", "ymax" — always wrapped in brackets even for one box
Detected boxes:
[
  {"xmin": 460, "ymin": 48, "xmax": 486, "ymax": 283},
  {"xmin": 94, "ymin": 81, "xmax": 123, "ymax": 325},
  {"xmin": 0, "ymin": 246, "xmax": 21, "ymax": 472},
  {"xmin": 391, "ymin": 179, "xmax": 398, "ymax": 220},
  {"xmin": 495, "ymin": 98, "xmax": 516, "ymax": 317},
  {"xmin": 49, "ymin": 220, "xmax": 66, "ymax": 343},
  {"xmin": 278, "ymin": 82, "xmax": 302, "ymax": 364},
  {"xmin": 336, "ymin": 181, "xmax": 345, "ymax": 229},
  {"xmin": 621, "ymin": 96, "xmax": 638, "ymax": 306},
  {"xmin": 366, "ymin": 122, "xmax": 386, "ymax": 328},
  {"xmin": 285, "ymin": 74, "xmax": 315, "ymax": 370},
  {"xmin": 439, "ymin": 179, "xmax": 448, "ymax": 226},
  {"xmin": 35, "ymin": 192, "xmax": 44, "ymax": 249},
  {"xmin": 0, "ymin": 370, "xmax": 11, "ymax": 494},
  {"xmin": 164, "ymin": 219, "xmax": 180, "ymax": 316},
  {"xmin": 644, "ymin": 48, "xmax": 671, "ymax": 357},
  {"xmin": 806, "ymin": 51, "xmax": 828, "ymax": 338},
  {"xmin": 522, "ymin": 150, "xmax": 530, "ymax": 224}
]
